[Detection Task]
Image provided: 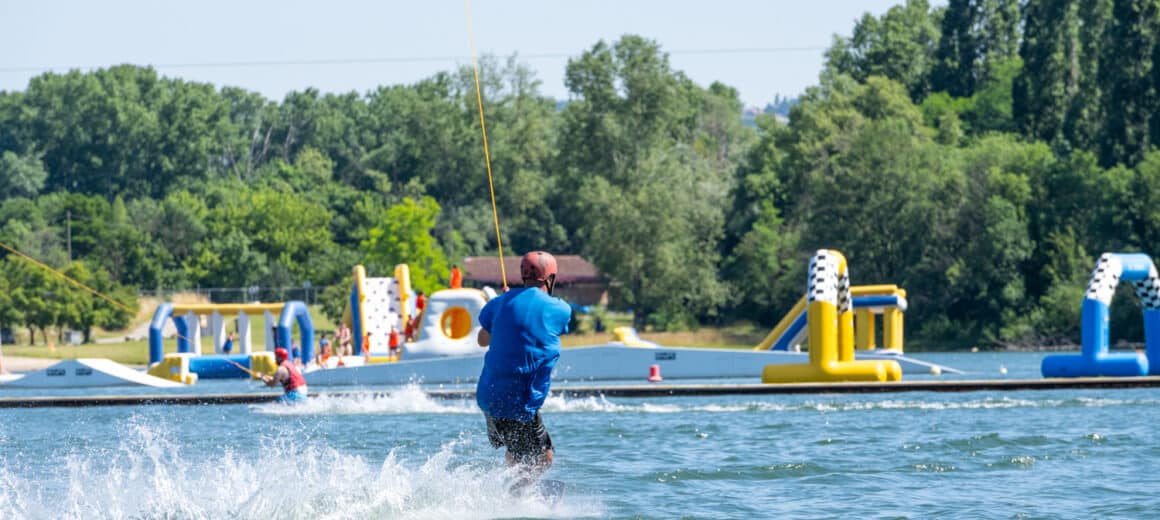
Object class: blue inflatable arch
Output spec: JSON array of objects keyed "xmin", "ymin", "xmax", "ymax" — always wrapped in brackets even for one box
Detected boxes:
[
  {"xmin": 148, "ymin": 303, "xmax": 189, "ymax": 365},
  {"xmin": 1042, "ymin": 253, "xmax": 1159, "ymax": 377},
  {"xmin": 148, "ymin": 301, "xmax": 314, "ymax": 365},
  {"xmin": 277, "ymin": 301, "xmax": 315, "ymax": 363}
]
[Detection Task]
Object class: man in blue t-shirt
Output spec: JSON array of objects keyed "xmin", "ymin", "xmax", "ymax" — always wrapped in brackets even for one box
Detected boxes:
[{"xmin": 476, "ymin": 251, "xmax": 572, "ymax": 480}]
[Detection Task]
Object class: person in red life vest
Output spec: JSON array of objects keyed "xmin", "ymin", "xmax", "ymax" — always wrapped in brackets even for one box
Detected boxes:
[
  {"xmin": 404, "ymin": 317, "xmax": 415, "ymax": 342},
  {"xmin": 262, "ymin": 347, "xmax": 308, "ymax": 403},
  {"xmin": 450, "ymin": 264, "xmax": 463, "ymax": 289},
  {"xmin": 362, "ymin": 332, "xmax": 373, "ymax": 361},
  {"xmin": 388, "ymin": 326, "xmax": 401, "ymax": 361}
]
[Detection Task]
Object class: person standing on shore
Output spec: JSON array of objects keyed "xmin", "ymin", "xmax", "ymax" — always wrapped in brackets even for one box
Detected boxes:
[
  {"xmin": 475, "ymin": 251, "xmax": 571, "ymax": 487},
  {"xmin": 337, "ymin": 322, "xmax": 353, "ymax": 356},
  {"xmin": 450, "ymin": 264, "xmax": 463, "ymax": 289}
]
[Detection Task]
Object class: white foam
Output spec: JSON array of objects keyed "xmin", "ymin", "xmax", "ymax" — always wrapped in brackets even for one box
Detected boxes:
[
  {"xmin": 0, "ymin": 418, "xmax": 602, "ymax": 519},
  {"xmin": 541, "ymin": 394, "xmax": 801, "ymax": 413},
  {"xmin": 253, "ymin": 384, "xmax": 479, "ymax": 416},
  {"xmin": 549, "ymin": 394, "xmax": 1160, "ymax": 414},
  {"xmin": 257, "ymin": 386, "xmax": 1160, "ymax": 417}
]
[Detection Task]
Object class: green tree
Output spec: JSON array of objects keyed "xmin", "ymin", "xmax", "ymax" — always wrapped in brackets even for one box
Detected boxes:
[
  {"xmin": 208, "ymin": 187, "xmax": 336, "ymax": 286},
  {"xmin": 184, "ymin": 229, "xmax": 271, "ymax": 289},
  {"xmin": 825, "ymin": 0, "xmax": 943, "ymax": 100},
  {"xmin": 5, "ymin": 257, "xmax": 61, "ymax": 344},
  {"xmin": 722, "ymin": 201, "xmax": 803, "ymax": 324},
  {"xmin": 362, "ymin": 197, "xmax": 451, "ymax": 294},
  {"xmin": 932, "ymin": 0, "xmax": 1020, "ymax": 97},
  {"xmin": 454, "ymin": 56, "xmax": 566, "ymax": 254},
  {"xmin": 1099, "ymin": 0, "xmax": 1160, "ymax": 167},
  {"xmin": 0, "ymin": 150, "xmax": 48, "ymax": 202},
  {"xmin": 573, "ymin": 149, "xmax": 730, "ymax": 329},
  {"xmin": 0, "ymin": 197, "xmax": 68, "ymax": 268},
  {"xmin": 56, "ymin": 262, "xmax": 96, "ymax": 342},
  {"xmin": 943, "ymin": 136, "xmax": 1049, "ymax": 341},
  {"xmin": 1067, "ymin": 0, "xmax": 1115, "ymax": 151},
  {"xmin": 0, "ymin": 268, "xmax": 24, "ymax": 335},
  {"xmin": 1124, "ymin": 150, "xmax": 1160, "ymax": 249},
  {"xmin": 959, "ymin": 56, "xmax": 1021, "ymax": 133},
  {"xmin": 150, "ymin": 191, "xmax": 209, "ymax": 284},
  {"xmin": 1014, "ymin": 0, "xmax": 1082, "ymax": 145},
  {"xmin": 554, "ymin": 35, "xmax": 745, "ymax": 328},
  {"xmin": 15, "ymin": 66, "xmax": 235, "ymax": 199},
  {"xmin": 88, "ymin": 196, "xmax": 166, "ymax": 288}
]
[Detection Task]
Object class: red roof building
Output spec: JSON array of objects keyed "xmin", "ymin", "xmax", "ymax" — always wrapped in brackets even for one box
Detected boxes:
[{"xmin": 461, "ymin": 255, "xmax": 609, "ymax": 305}]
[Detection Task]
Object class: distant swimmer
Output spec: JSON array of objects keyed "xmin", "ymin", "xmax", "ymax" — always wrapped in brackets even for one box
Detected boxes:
[
  {"xmin": 475, "ymin": 251, "xmax": 571, "ymax": 490},
  {"xmin": 263, "ymin": 347, "xmax": 308, "ymax": 403}
]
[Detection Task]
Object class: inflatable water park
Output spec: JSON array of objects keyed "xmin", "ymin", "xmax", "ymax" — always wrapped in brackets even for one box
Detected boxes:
[
  {"xmin": 1, "ymin": 251, "xmax": 948, "ymax": 389},
  {"xmin": 305, "ymin": 254, "xmax": 957, "ymax": 387},
  {"xmin": 10, "ymin": 249, "xmax": 1160, "ymax": 394}
]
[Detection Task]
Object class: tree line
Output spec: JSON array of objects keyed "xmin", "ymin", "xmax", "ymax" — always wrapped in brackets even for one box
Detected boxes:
[{"xmin": 2, "ymin": 1, "xmax": 1160, "ymax": 348}]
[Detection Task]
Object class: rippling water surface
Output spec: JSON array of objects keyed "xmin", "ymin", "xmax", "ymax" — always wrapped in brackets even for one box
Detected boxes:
[{"xmin": 2, "ymin": 351, "xmax": 1158, "ymax": 519}]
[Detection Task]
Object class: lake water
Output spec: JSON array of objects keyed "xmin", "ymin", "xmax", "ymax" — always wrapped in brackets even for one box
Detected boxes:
[{"xmin": 2, "ymin": 351, "xmax": 1159, "ymax": 519}]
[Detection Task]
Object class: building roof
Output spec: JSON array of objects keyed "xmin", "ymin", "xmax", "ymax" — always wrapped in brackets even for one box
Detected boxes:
[{"xmin": 462, "ymin": 255, "xmax": 605, "ymax": 286}]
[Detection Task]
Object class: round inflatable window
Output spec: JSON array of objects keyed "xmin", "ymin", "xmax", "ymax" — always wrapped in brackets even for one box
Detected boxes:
[{"xmin": 440, "ymin": 307, "xmax": 473, "ymax": 339}]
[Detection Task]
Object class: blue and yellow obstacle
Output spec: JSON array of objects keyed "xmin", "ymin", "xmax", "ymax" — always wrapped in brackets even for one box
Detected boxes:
[
  {"xmin": 755, "ymin": 284, "xmax": 908, "ymax": 353},
  {"xmin": 1042, "ymin": 253, "xmax": 1158, "ymax": 377},
  {"xmin": 852, "ymin": 285, "xmax": 907, "ymax": 352},
  {"xmin": 147, "ymin": 301, "xmax": 314, "ymax": 383},
  {"xmin": 762, "ymin": 250, "xmax": 903, "ymax": 383}
]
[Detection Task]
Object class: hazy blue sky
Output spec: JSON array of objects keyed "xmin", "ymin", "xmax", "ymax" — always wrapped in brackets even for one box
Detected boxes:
[{"xmin": 0, "ymin": 0, "xmax": 937, "ymax": 107}]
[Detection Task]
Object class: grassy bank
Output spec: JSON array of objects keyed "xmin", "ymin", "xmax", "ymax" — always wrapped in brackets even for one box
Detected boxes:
[{"xmin": 5, "ymin": 340, "xmax": 154, "ymax": 366}]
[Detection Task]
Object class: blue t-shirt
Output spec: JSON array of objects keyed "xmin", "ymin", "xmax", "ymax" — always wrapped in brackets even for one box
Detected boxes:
[{"xmin": 476, "ymin": 287, "xmax": 572, "ymax": 421}]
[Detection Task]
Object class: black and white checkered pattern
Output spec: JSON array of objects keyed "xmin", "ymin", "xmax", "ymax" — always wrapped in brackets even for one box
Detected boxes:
[
  {"xmin": 837, "ymin": 267, "xmax": 852, "ymax": 314},
  {"xmin": 1085, "ymin": 253, "xmax": 1122, "ymax": 305},
  {"xmin": 1133, "ymin": 263, "xmax": 1160, "ymax": 310},
  {"xmin": 807, "ymin": 250, "xmax": 841, "ymax": 306}
]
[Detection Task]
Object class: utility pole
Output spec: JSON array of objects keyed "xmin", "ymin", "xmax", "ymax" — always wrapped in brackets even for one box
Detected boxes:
[{"xmin": 66, "ymin": 210, "xmax": 72, "ymax": 261}]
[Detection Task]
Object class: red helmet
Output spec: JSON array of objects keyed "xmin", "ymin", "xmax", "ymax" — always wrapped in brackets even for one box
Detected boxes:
[
  {"xmin": 275, "ymin": 347, "xmax": 289, "ymax": 362},
  {"xmin": 520, "ymin": 251, "xmax": 558, "ymax": 283}
]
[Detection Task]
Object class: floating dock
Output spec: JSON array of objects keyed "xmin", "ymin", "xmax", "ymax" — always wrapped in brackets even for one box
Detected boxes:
[{"xmin": 3, "ymin": 377, "xmax": 1160, "ymax": 408}]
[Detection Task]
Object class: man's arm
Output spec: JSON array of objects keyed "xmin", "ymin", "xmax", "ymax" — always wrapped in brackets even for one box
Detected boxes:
[
  {"xmin": 263, "ymin": 366, "xmax": 288, "ymax": 387},
  {"xmin": 477, "ymin": 297, "xmax": 497, "ymax": 347}
]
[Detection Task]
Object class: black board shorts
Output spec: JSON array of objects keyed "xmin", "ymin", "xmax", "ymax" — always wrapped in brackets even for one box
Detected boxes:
[{"xmin": 485, "ymin": 411, "xmax": 553, "ymax": 463}]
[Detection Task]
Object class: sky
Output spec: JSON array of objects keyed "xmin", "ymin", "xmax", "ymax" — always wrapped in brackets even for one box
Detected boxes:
[{"xmin": 0, "ymin": 0, "xmax": 935, "ymax": 109}]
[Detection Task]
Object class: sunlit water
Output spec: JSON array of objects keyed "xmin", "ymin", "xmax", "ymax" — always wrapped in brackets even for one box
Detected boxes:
[{"xmin": 2, "ymin": 351, "xmax": 1159, "ymax": 519}]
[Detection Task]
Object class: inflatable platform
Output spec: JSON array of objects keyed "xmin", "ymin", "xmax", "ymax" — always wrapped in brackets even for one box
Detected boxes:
[{"xmin": 0, "ymin": 359, "xmax": 184, "ymax": 388}]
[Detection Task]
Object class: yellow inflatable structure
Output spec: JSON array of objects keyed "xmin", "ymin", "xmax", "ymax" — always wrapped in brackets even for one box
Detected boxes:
[
  {"xmin": 753, "ymin": 284, "xmax": 907, "ymax": 353},
  {"xmin": 762, "ymin": 250, "xmax": 903, "ymax": 383},
  {"xmin": 852, "ymin": 285, "xmax": 906, "ymax": 351},
  {"xmin": 146, "ymin": 353, "xmax": 200, "ymax": 385}
]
